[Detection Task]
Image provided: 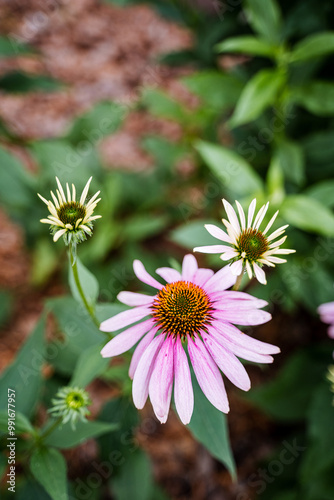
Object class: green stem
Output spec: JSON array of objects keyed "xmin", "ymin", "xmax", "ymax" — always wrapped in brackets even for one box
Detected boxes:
[
  {"xmin": 232, "ymin": 272, "xmax": 243, "ymax": 291},
  {"xmin": 40, "ymin": 417, "xmax": 63, "ymax": 441},
  {"xmin": 68, "ymin": 243, "xmax": 100, "ymax": 328}
]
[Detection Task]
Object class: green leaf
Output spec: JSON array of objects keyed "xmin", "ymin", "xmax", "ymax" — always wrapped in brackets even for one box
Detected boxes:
[
  {"xmin": 44, "ymin": 420, "xmax": 118, "ymax": 449},
  {"xmin": 290, "ymin": 81, "xmax": 334, "ymax": 116},
  {"xmin": 30, "ymin": 447, "xmax": 67, "ymax": 500},
  {"xmin": 112, "ymin": 450, "xmax": 153, "ymax": 500},
  {"xmin": 195, "ymin": 140, "xmax": 263, "ymax": 195},
  {"xmin": 66, "ymin": 101, "xmax": 125, "ymax": 144},
  {"xmin": 142, "ymin": 88, "xmax": 187, "ymax": 123},
  {"xmin": 122, "ymin": 214, "xmax": 169, "ymax": 241},
  {"xmin": 188, "ymin": 374, "xmax": 236, "ymax": 479},
  {"xmin": 182, "ymin": 71, "xmax": 243, "ymax": 110},
  {"xmin": 245, "ymin": 0, "xmax": 282, "ymax": 44},
  {"xmin": 0, "ymin": 410, "xmax": 35, "ymax": 435},
  {"xmin": 31, "ymin": 239, "xmax": 59, "ymax": 286},
  {"xmin": 280, "ymin": 195, "xmax": 334, "ymax": 236},
  {"xmin": 0, "ymin": 316, "xmax": 45, "ymax": 418},
  {"xmin": 290, "ymin": 31, "xmax": 334, "ymax": 62},
  {"xmin": 69, "ymin": 257, "xmax": 99, "ymax": 308},
  {"xmin": 0, "ymin": 36, "xmax": 33, "ymax": 56},
  {"xmin": 274, "ymin": 139, "xmax": 305, "ymax": 186},
  {"xmin": 305, "ymin": 180, "xmax": 334, "ymax": 208},
  {"xmin": 248, "ymin": 346, "xmax": 331, "ymax": 421},
  {"xmin": 70, "ymin": 344, "xmax": 109, "ymax": 388},
  {"xmin": 266, "ymin": 156, "xmax": 285, "ymax": 206},
  {"xmin": 216, "ymin": 36, "xmax": 277, "ymax": 57},
  {"xmin": 170, "ymin": 219, "xmax": 218, "ymax": 250},
  {"xmin": 229, "ymin": 69, "xmax": 286, "ymax": 127},
  {"xmin": 0, "ymin": 146, "xmax": 35, "ymax": 211},
  {"xmin": 0, "ymin": 71, "xmax": 61, "ymax": 93}
]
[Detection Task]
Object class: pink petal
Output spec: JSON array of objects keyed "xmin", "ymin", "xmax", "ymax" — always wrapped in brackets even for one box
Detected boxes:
[
  {"xmin": 192, "ymin": 268, "xmax": 214, "ymax": 287},
  {"xmin": 213, "ymin": 321, "xmax": 280, "ymax": 355},
  {"xmin": 213, "ymin": 308, "xmax": 271, "ymax": 326},
  {"xmin": 203, "ymin": 265, "xmax": 237, "ymax": 293},
  {"xmin": 202, "ymin": 332, "xmax": 250, "ymax": 391},
  {"xmin": 204, "ymin": 224, "xmax": 232, "ymax": 243},
  {"xmin": 210, "ymin": 290, "xmax": 268, "ymax": 305},
  {"xmin": 101, "ymin": 319, "xmax": 154, "ymax": 358},
  {"xmin": 253, "ymin": 263, "xmax": 267, "ymax": 284},
  {"xmin": 149, "ymin": 336, "xmax": 174, "ymax": 423},
  {"xmin": 100, "ymin": 306, "xmax": 151, "ymax": 332},
  {"xmin": 214, "ymin": 297, "xmax": 268, "ymax": 311},
  {"xmin": 132, "ymin": 335, "xmax": 164, "ymax": 409},
  {"xmin": 328, "ymin": 325, "xmax": 334, "ymax": 339},
  {"xmin": 129, "ymin": 328, "xmax": 158, "ymax": 379},
  {"xmin": 181, "ymin": 254, "xmax": 198, "ymax": 281},
  {"xmin": 133, "ymin": 260, "xmax": 163, "ymax": 290},
  {"xmin": 117, "ymin": 291, "xmax": 155, "ymax": 306},
  {"xmin": 194, "ymin": 245, "xmax": 232, "ymax": 254},
  {"xmin": 173, "ymin": 337, "xmax": 194, "ymax": 425},
  {"xmin": 188, "ymin": 337, "xmax": 229, "ymax": 413},
  {"xmin": 155, "ymin": 267, "xmax": 181, "ymax": 283}
]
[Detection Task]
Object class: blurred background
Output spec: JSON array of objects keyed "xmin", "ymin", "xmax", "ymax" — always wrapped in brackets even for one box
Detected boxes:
[{"xmin": 0, "ymin": 0, "xmax": 334, "ymax": 499}]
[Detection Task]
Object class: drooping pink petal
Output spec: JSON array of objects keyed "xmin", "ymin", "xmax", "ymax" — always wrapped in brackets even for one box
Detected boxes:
[
  {"xmin": 117, "ymin": 291, "xmax": 155, "ymax": 306},
  {"xmin": 149, "ymin": 336, "xmax": 174, "ymax": 423},
  {"xmin": 202, "ymin": 332, "xmax": 250, "ymax": 391},
  {"xmin": 101, "ymin": 319, "xmax": 154, "ymax": 358},
  {"xmin": 204, "ymin": 224, "xmax": 232, "ymax": 243},
  {"xmin": 203, "ymin": 265, "xmax": 237, "ymax": 293},
  {"xmin": 194, "ymin": 245, "xmax": 232, "ymax": 254},
  {"xmin": 253, "ymin": 263, "xmax": 267, "ymax": 284},
  {"xmin": 181, "ymin": 254, "xmax": 198, "ymax": 281},
  {"xmin": 99, "ymin": 305, "xmax": 151, "ymax": 332},
  {"xmin": 213, "ymin": 308, "xmax": 271, "ymax": 326},
  {"xmin": 155, "ymin": 267, "xmax": 181, "ymax": 283},
  {"xmin": 192, "ymin": 268, "xmax": 214, "ymax": 287},
  {"xmin": 173, "ymin": 337, "xmax": 194, "ymax": 425},
  {"xmin": 188, "ymin": 337, "xmax": 229, "ymax": 413},
  {"xmin": 213, "ymin": 321, "xmax": 280, "ymax": 355},
  {"xmin": 132, "ymin": 335, "xmax": 164, "ymax": 409},
  {"xmin": 133, "ymin": 260, "xmax": 163, "ymax": 290},
  {"xmin": 129, "ymin": 328, "xmax": 158, "ymax": 379}
]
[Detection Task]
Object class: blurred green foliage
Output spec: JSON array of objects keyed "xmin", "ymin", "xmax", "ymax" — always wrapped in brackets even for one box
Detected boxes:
[{"xmin": 1, "ymin": 0, "xmax": 334, "ymax": 499}]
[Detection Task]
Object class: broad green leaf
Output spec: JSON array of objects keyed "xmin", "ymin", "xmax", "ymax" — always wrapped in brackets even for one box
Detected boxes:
[
  {"xmin": 31, "ymin": 239, "xmax": 59, "ymax": 286},
  {"xmin": 0, "ymin": 71, "xmax": 61, "ymax": 93},
  {"xmin": 229, "ymin": 69, "xmax": 286, "ymax": 127},
  {"xmin": 170, "ymin": 219, "xmax": 218, "ymax": 250},
  {"xmin": 69, "ymin": 257, "xmax": 99, "ymax": 308},
  {"xmin": 0, "ymin": 146, "xmax": 35, "ymax": 210},
  {"xmin": 195, "ymin": 140, "xmax": 263, "ymax": 195},
  {"xmin": 290, "ymin": 81, "xmax": 334, "ymax": 116},
  {"xmin": 182, "ymin": 71, "xmax": 243, "ymax": 110},
  {"xmin": 30, "ymin": 447, "xmax": 67, "ymax": 500},
  {"xmin": 305, "ymin": 180, "xmax": 334, "ymax": 208},
  {"xmin": 290, "ymin": 31, "xmax": 334, "ymax": 62},
  {"xmin": 142, "ymin": 88, "xmax": 187, "ymax": 123},
  {"xmin": 245, "ymin": 0, "xmax": 282, "ymax": 44},
  {"xmin": 266, "ymin": 156, "xmax": 285, "ymax": 206},
  {"xmin": 0, "ymin": 316, "xmax": 45, "ymax": 418},
  {"xmin": 216, "ymin": 36, "xmax": 277, "ymax": 57},
  {"xmin": 281, "ymin": 195, "xmax": 334, "ymax": 236},
  {"xmin": 122, "ymin": 214, "xmax": 169, "ymax": 241},
  {"xmin": 66, "ymin": 101, "xmax": 125, "ymax": 144},
  {"xmin": 70, "ymin": 344, "xmax": 109, "ymax": 388},
  {"xmin": 275, "ymin": 139, "xmax": 305, "ymax": 186},
  {"xmin": 0, "ymin": 36, "xmax": 33, "ymax": 56},
  {"xmin": 188, "ymin": 374, "xmax": 236, "ymax": 479},
  {"xmin": 44, "ymin": 420, "xmax": 118, "ymax": 449},
  {"xmin": 112, "ymin": 450, "xmax": 153, "ymax": 500},
  {"xmin": 248, "ymin": 346, "xmax": 332, "ymax": 421},
  {"xmin": 0, "ymin": 410, "xmax": 35, "ymax": 435}
]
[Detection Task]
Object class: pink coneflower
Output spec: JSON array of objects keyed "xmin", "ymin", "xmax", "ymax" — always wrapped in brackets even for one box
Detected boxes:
[
  {"xmin": 194, "ymin": 199, "xmax": 295, "ymax": 285},
  {"xmin": 100, "ymin": 255, "xmax": 279, "ymax": 424},
  {"xmin": 318, "ymin": 301, "xmax": 334, "ymax": 339}
]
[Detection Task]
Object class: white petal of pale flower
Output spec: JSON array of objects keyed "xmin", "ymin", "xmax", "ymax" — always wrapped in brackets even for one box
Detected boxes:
[
  {"xmin": 37, "ymin": 193, "xmax": 49, "ymax": 206},
  {"xmin": 72, "ymin": 184, "xmax": 76, "ymax": 202},
  {"xmin": 56, "ymin": 177, "xmax": 67, "ymax": 204},
  {"xmin": 245, "ymin": 260, "xmax": 253, "ymax": 279},
  {"xmin": 253, "ymin": 263, "xmax": 267, "ymax": 284},
  {"xmin": 229, "ymin": 260, "xmax": 243, "ymax": 275},
  {"xmin": 53, "ymin": 229, "xmax": 67, "ymax": 242},
  {"xmin": 66, "ymin": 183, "xmax": 71, "ymax": 203},
  {"xmin": 253, "ymin": 202, "xmax": 269, "ymax": 230},
  {"xmin": 235, "ymin": 200, "xmax": 246, "ymax": 231},
  {"xmin": 223, "ymin": 199, "xmax": 240, "ymax": 234},
  {"xmin": 50, "ymin": 191, "xmax": 60, "ymax": 209},
  {"xmin": 267, "ymin": 225, "xmax": 289, "ymax": 241},
  {"xmin": 80, "ymin": 176, "xmax": 93, "ymax": 205},
  {"xmin": 263, "ymin": 210, "xmax": 279, "ymax": 235},
  {"xmin": 247, "ymin": 199, "xmax": 257, "ymax": 227}
]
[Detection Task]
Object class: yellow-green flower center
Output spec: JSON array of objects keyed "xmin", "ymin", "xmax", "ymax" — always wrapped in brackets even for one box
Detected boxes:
[
  {"xmin": 65, "ymin": 391, "xmax": 86, "ymax": 410},
  {"xmin": 57, "ymin": 202, "xmax": 86, "ymax": 226},
  {"xmin": 237, "ymin": 228, "xmax": 269, "ymax": 261},
  {"xmin": 151, "ymin": 281, "xmax": 213, "ymax": 339}
]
